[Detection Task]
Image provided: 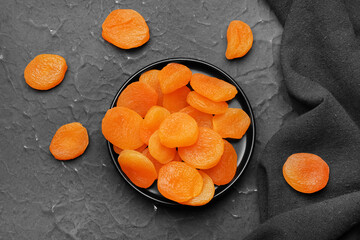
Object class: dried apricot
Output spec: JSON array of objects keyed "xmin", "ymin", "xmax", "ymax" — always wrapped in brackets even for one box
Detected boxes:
[
  {"xmin": 158, "ymin": 162, "xmax": 203, "ymax": 203},
  {"xmin": 225, "ymin": 20, "xmax": 253, "ymax": 60},
  {"xmin": 179, "ymin": 127, "xmax": 224, "ymax": 169},
  {"xmin": 140, "ymin": 106, "xmax": 170, "ymax": 145},
  {"xmin": 179, "ymin": 106, "xmax": 213, "ymax": 128},
  {"xmin": 148, "ymin": 130, "xmax": 176, "ymax": 164},
  {"xmin": 118, "ymin": 150, "xmax": 157, "ymax": 188},
  {"xmin": 158, "ymin": 112, "xmax": 199, "ymax": 148},
  {"xmin": 187, "ymin": 91, "xmax": 228, "ymax": 114},
  {"xmin": 213, "ymin": 108, "xmax": 250, "ymax": 139},
  {"xmin": 142, "ymin": 148, "xmax": 163, "ymax": 176},
  {"xmin": 24, "ymin": 54, "xmax": 67, "ymax": 90},
  {"xmin": 182, "ymin": 171, "xmax": 215, "ymax": 206},
  {"xmin": 203, "ymin": 140, "xmax": 237, "ymax": 185},
  {"xmin": 101, "ymin": 107, "xmax": 143, "ymax": 150},
  {"xmin": 173, "ymin": 152, "xmax": 182, "ymax": 162},
  {"xmin": 102, "ymin": 9, "xmax": 150, "ymax": 49},
  {"xmin": 49, "ymin": 122, "xmax": 88, "ymax": 160},
  {"xmin": 139, "ymin": 69, "xmax": 163, "ymax": 105},
  {"xmin": 190, "ymin": 73, "xmax": 237, "ymax": 102},
  {"xmin": 283, "ymin": 153, "xmax": 330, "ymax": 194},
  {"xmin": 113, "ymin": 144, "xmax": 147, "ymax": 155},
  {"xmin": 158, "ymin": 63, "xmax": 192, "ymax": 94},
  {"xmin": 162, "ymin": 86, "xmax": 191, "ymax": 113},
  {"xmin": 116, "ymin": 82, "xmax": 158, "ymax": 117}
]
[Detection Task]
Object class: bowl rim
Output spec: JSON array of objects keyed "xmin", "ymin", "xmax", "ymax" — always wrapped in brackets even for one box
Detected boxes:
[{"xmin": 107, "ymin": 57, "xmax": 256, "ymax": 205}]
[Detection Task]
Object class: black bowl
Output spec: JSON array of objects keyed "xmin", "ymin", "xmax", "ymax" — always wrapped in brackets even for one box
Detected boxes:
[{"xmin": 107, "ymin": 58, "xmax": 256, "ymax": 205}]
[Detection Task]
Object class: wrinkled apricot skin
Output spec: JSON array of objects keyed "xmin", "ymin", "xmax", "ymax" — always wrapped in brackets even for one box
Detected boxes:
[
  {"xmin": 182, "ymin": 171, "xmax": 215, "ymax": 206},
  {"xmin": 190, "ymin": 73, "xmax": 238, "ymax": 102},
  {"xmin": 49, "ymin": 122, "xmax": 89, "ymax": 160},
  {"xmin": 225, "ymin": 20, "xmax": 253, "ymax": 60},
  {"xmin": 158, "ymin": 112, "xmax": 199, "ymax": 148},
  {"xmin": 140, "ymin": 106, "xmax": 170, "ymax": 145},
  {"xmin": 179, "ymin": 127, "xmax": 224, "ymax": 169},
  {"xmin": 102, "ymin": 9, "xmax": 150, "ymax": 49},
  {"xmin": 283, "ymin": 153, "xmax": 330, "ymax": 194},
  {"xmin": 139, "ymin": 70, "xmax": 163, "ymax": 105},
  {"xmin": 118, "ymin": 150, "xmax": 157, "ymax": 188},
  {"xmin": 24, "ymin": 54, "xmax": 67, "ymax": 90},
  {"xmin": 187, "ymin": 91, "xmax": 228, "ymax": 115},
  {"xmin": 148, "ymin": 131, "xmax": 176, "ymax": 164},
  {"xmin": 162, "ymin": 86, "xmax": 190, "ymax": 113},
  {"xmin": 213, "ymin": 108, "xmax": 250, "ymax": 139},
  {"xmin": 102, "ymin": 107, "xmax": 143, "ymax": 150},
  {"xmin": 142, "ymin": 148, "xmax": 163, "ymax": 176},
  {"xmin": 158, "ymin": 63, "xmax": 192, "ymax": 94},
  {"xmin": 179, "ymin": 106, "xmax": 213, "ymax": 128},
  {"xmin": 158, "ymin": 162, "xmax": 203, "ymax": 203},
  {"xmin": 204, "ymin": 140, "xmax": 237, "ymax": 185},
  {"xmin": 116, "ymin": 82, "xmax": 158, "ymax": 118}
]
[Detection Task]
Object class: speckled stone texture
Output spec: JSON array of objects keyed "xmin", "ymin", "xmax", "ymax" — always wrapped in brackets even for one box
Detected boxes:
[{"xmin": 0, "ymin": 0, "xmax": 292, "ymax": 239}]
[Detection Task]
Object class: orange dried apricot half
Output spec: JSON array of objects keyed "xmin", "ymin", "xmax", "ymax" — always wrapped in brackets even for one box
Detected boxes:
[
  {"xmin": 187, "ymin": 91, "xmax": 228, "ymax": 115},
  {"xmin": 179, "ymin": 106, "xmax": 213, "ymax": 128},
  {"xmin": 140, "ymin": 106, "xmax": 170, "ymax": 145},
  {"xmin": 158, "ymin": 63, "xmax": 192, "ymax": 94},
  {"xmin": 118, "ymin": 150, "xmax": 157, "ymax": 188},
  {"xmin": 212, "ymin": 108, "xmax": 250, "ymax": 139},
  {"xmin": 225, "ymin": 20, "xmax": 253, "ymax": 60},
  {"xmin": 148, "ymin": 130, "xmax": 176, "ymax": 164},
  {"xmin": 182, "ymin": 171, "xmax": 215, "ymax": 206},
  {"xmin": 283, "ymin": 153, "xmax": 330, "ymax": 194},
  {"xmin": 139, "ymin": 69, "xmax": 163, "ymax": 105},
  {"xmin": 116, "ymin": 82, "xmax": 158, "ymax": 118},
  {"xmin": 204, "ymin": 140, "xmax": 237, "ymax": 185},
  {"xmin": 190, "ymin": 73, "xmax": 237, "ymax": 102},
  {"xmin": 158, "ymin": 161, "xmax": 203, "ymax": 203},
  {"xmin": 179, "ymin": 127, "xmax": 224, "ymax": 169},
  {"xmin": 24, "ymin": 54, "xmax": 67, "ymax": 90},
  {"xmin": 49, "ymin": 122, "xmax": 88, "ymax": 160},
  {"xmin": 158, "ymin": 112, "xmax": 199, "ymax": 148},
  {"xmin": 162, "ymin": 86, "xmax": 190, "ymax": 113},
  {"xmin": 102, "ymin": 9, "xmax": 150, "ymax": 49},
  {"xmin": 101, "ymin": 107, "xmax": 143, "ymax": 150}
]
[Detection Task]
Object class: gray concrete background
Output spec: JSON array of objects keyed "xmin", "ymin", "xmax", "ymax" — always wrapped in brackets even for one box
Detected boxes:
[{"xmin": 0, "ymin": 0, "xmax": 294, "ymax": 239}]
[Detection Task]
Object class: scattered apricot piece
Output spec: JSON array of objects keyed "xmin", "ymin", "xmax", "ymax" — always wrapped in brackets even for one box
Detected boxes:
[
  {"xmin": 24, "ymin": 54, "xmax": 67, "ymax": 90},
  {"xmin": 179, "ymin": 127, "xmax": 224, "ymax": 169},
  {"xmin": 162, "ymin": 86, "xmax": 191, "ymax": 113},
  {"xmin": 102, "ymin": 107, "xmax": 143, "ymax": 150},
  {"xmin": 140, "ymin": 106, "xmax": 170, "ymax": 145},
  {"xmin": 225, "ymin": 20, "xmax": 253, "ymax": 60},
  {"xmin": 179, "ymin": 106, "xmax": 213, "ymax": 128},
  {"xmin": 283, "ymin": 153, "xmax": 330, "ymax": 194},
  {"xmin": 148, "ymin": 131, "xmax": 176, "ymax": 164},
  {"xmin": 190, "ymin": 73, "xmax": 238, "ymax": 102},
  {"xmin": 187, "ymin": 91, "xmax": 228, "ymax": 114},
  {"xmin": 182, "ymin": 171, "xmax": 215, "ymax": 206},
  {"xmin": 204, "ymin": 140, "xmax": 237, "ymax": 185},
  {"xmin": 139, "ymin": 69, "xmax": 163, "ymax": 105},
  {"xmin": 102, "ymin": 9, "xmax": 150, "ymax": 49},
  {"xmin": 116, "ymin": 82, "xmax": 158, "ymax": 117},
  {"xmin": 213, "ymin": 108, "xmax": 250, "ymax": 139},
  {"xmin": 158, "ymin": 63, "xmax": 192, "ymax": 94},
  {"xmin": 158, "ymin": 112, "xmax": 199, "ymax": 148},
  {"xmin": 158, "ymin": 162, "xmax": 203, "ymax": 202},
  {"xmin": 118, "ymin": 150, "xmax": 157, "ymax": 188},
  {"xmin": 49, "ymin": 122, "xmax": 88, "ymax": 160}
]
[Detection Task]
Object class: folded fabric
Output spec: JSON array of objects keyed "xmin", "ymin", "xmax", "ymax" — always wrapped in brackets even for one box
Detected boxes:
[{"xmin": 245, "ymin": 0, "xmax": 360, "ymax": 239}]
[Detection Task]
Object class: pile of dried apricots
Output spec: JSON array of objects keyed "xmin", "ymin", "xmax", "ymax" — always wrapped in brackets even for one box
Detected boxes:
[
  {"xmin": 23, "ymin": 8, "xmax": 330, "ymax": 205},
  {"xmin": 101, "ymin": 62, "xmax": 251, "ymax": 205}
]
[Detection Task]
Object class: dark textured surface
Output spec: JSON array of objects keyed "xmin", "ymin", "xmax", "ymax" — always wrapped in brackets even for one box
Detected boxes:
[{"xmin": 0, "ymin": 0, "xmax": 291, "ymax": 239}]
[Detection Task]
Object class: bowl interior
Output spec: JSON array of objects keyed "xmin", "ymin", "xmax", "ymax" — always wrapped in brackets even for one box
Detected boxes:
[{"xmin": 108, "ymin": 58, "xmax": 256, "ymax": 205}]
